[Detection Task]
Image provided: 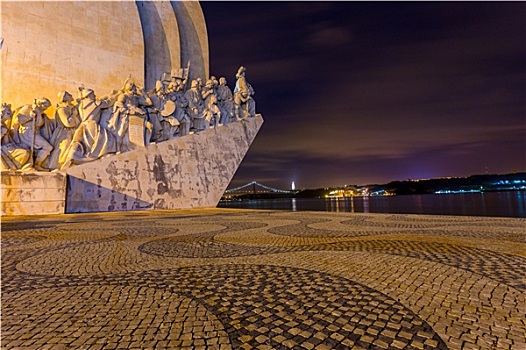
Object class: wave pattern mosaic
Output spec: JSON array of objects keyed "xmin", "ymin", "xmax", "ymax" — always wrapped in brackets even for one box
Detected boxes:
[{"xmin": 2, "ymin": 210, "xmax": 525, "ymax": 349}]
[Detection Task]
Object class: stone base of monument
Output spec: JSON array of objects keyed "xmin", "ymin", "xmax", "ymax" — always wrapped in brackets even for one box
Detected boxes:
[
  {"xmin": 1, "ymin": 116, "xmax": 263, "ymax": 215},
  {"xmin": 1, "ymin": 172, "xmax": 67, "ymax": 215}
]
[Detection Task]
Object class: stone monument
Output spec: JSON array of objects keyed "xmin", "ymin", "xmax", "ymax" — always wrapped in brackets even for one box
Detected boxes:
[{"xmin": 1, "ymin": 1, "xmax": 263, "ymax": 215}]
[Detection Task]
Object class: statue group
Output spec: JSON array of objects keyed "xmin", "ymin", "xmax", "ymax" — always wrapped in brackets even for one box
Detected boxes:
[{"xmin": 1, "ymin": 66, "xmax": 257, "ymax": 172}]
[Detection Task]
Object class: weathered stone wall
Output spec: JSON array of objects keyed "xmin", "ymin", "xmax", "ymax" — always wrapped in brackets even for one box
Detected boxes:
[
  {"xmin": 1, "ymin": 1, "xmax": 209, "ymax": 107},
  {"xmin": 65, "ymin": 116, "xmax": 263, "ymax": 213},
  {"xmin": 1, "ymin": 172, "xmax": 66, "ymax": 215},
  {"xmin": 0, "ymin": 117, "xmax": 263, "ymax": 216},
  {"xmin": 1, "ymin": 1, "xmax": 144, "ymax": 110}
]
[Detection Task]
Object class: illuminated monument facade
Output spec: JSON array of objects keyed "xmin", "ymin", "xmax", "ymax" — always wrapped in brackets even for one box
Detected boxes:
[{"xmin": 0, "ymin": 1, "xmax": 263, "ymax": 215}]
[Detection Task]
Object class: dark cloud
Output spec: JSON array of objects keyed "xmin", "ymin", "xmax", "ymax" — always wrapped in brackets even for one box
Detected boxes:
[
  {"xmin": 306, "ymin": 23, "xmax": 354, "ymax": 48},
  {"xmin": 202, "ymin": 2, "xmax": 525, "ymax": 190}
]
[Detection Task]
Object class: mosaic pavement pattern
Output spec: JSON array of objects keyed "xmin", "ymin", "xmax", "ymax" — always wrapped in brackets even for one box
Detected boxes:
[{"xmin": 2, "ymin": 209, "xmax": 525, "ymax": 350}]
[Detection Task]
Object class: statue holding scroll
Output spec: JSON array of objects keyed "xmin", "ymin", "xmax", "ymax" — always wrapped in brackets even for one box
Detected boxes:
[{"xmin": 112, "ymin": 78, "xmax": 153, "ymax": 149}]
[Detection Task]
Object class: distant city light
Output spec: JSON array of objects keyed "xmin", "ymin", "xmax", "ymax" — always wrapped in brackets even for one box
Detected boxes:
[
  {"xmin": 435, "ymin": 189, "xmax": 482, "ymax": 194},
  {"xmin": 291, "ymin": 181, "xmax": 295, "ymax": 191}
]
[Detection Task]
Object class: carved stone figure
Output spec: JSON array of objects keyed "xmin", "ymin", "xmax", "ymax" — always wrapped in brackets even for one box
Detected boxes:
[
  {"xmin": 47, "ymin": 91, "xmax": 81, "ymax": 170},
  {"xmin": 108, "ymin": 94, "xmax": 132, "ymax": 152},
  {"xmin": 149, "ymin": 80, "xmax": 179, "ymax": 142},
  {"xmin": 39, "ymin": 106, "xmax": 57, "ymax": 144},
  {"xmin": 202, "ymin": 79, "xmax": 220, "ymax": 127},
  {"xmin": 185, "ymin": 79, "xmax": 208, "ymax": 132},
  {"xmin": 146, "ymin": 80, "xmax": 167, "ymax": 142},
  {"xmin": 204, "ymin": 93, "xmax": 221, "ymax": 128},
  {"xmin": 217, "ymin": 77, "xmax": 235, "ymax": 125},
  {"xmin": 167, "ymin": 78, "xmax": 191, "ymax": 137},
  {"xmin": 159, "ymin": 100, "xmax": 180, "ymax": 141},
  {"xmin": 209, "ymin": 75, "xmax": 219, "ymax": 103},
  {"xmin": 1, "ymin": 103, "xmax": 30, "ymax": 171},
  {"xmin": 210, "ymin": 76, "xmax": 219, "ymax": 94},
  {"xmin": 62, "ymin": 87, "xmax": 117, "ymax": 168},
  {"xmin": 201, "ymin": 79, "xmax": 215, "ymax": 106},
  {"xmin": 12, "ymin": 98, "xmax": 53, "ymax": 171},
  {"xmin": 196, "ymin": 77, "xmax": 203, "ymax": 93},
  {"xmin": 234, "ymin": 66, "xmax": 256, "ymax": 119},
  {"xmin": 1, "ymin": 67, "xmax": 258, "ymax": 173},
  {"xmin": 113, "ymin": 79, "xmax": 154, "ymax": 149}
]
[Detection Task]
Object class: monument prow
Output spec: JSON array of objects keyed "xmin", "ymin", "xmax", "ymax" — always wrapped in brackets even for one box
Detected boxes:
[
  {"xmin": 1, "ymin": 116, "xmax": 263, "ymax": 215},
  {"xmin": 65, "ymin": 116, "xmax": 263, "ymax": 213}
]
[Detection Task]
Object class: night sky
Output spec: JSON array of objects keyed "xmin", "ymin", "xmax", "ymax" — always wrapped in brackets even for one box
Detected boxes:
[{"xmin": 201, "ymin": 2, "xmax": 525, "ymax": 190}]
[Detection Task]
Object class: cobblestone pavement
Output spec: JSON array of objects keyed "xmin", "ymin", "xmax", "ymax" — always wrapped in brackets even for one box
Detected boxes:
[{"xmin": 2, "ymin": 209, "xmax": 525, "ymax": 350}]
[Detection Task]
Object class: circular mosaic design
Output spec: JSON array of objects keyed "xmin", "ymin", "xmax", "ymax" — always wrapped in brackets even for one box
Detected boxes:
[
  {"xmin": 139, "ymin": 232, "xmax": 525, "ymax": 290},
  {"xmin": 2, "ymin": 286, "xmax": 231, "ymax": 349},
  {"xmin": 143, "ymin": 264, "xmax": 448, "ymax": 350}
]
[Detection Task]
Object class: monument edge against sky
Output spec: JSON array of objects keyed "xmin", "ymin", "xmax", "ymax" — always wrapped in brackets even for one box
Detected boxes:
[{"xmin": 0, "ymin": 1, "xmax": 263, "ymax": 215}]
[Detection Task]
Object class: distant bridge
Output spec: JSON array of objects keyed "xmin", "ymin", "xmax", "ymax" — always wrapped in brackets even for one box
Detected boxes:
[{"xmin": 224, "ymin": 181, "xmax": 294, "ymax": 196}]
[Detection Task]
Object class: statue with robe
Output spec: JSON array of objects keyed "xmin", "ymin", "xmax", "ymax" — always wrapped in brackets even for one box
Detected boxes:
[
  {"xmin": 47, "ymin": 91, "xmax": 81, "ymax": 170},
  {"xmin": 110, "ymin": 78, "xmax": 153, "ymax": 149},
  {"xmin": 62, "ymin": 87, "xmax": 117, "ymax": 168},
  {"xmin": 202, "ymin": 79, "xmax": 220, "ymax": 127},
  {"xmin": 185, "ymin": 79, "xmax": 208, "ymax": 132},
  {"xmin": 166, "ymin": 78, "xmax": 191, "ymax": 137},
  {"xmin": 1, "ymin": 103, "xmax": 30, "ymax": 171},
  {"xmin": 234, "ymin": 66, "xmax": 256, "ymax": 119},
  {"xmin": 11, "ymin": 98, "xmax": 54, "ymax": 171},
  {"xmin": 146, "ymin": 80, "xmax": 167, "ymax": 143},
  {"xmin": 217, "ymin": 77, "xmax": 235, "ymax": 125}
]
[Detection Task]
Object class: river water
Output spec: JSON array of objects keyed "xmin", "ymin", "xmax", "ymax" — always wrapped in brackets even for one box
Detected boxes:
[{"xmin": 218, "ymin": 191, "xmax": 526, "ymax": 218}]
